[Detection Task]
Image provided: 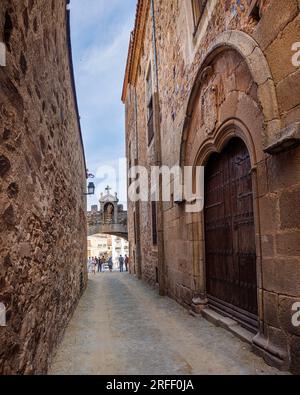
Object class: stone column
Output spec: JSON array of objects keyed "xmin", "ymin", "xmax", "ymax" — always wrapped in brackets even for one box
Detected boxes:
[{"xmin": 191, "ymin": 212, "xmax": 208, "ymax": 313}]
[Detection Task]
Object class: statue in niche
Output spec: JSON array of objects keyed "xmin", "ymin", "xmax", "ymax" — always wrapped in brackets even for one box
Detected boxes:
[{"xmin": 104, "ymin": 203, "xmax": 114, "ymax": 224}]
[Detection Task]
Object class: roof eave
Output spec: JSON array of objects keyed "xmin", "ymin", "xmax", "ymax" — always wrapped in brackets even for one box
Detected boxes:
[{"xmin": 121, "ymin": 0, "xmax": 149, "ymax": 103}]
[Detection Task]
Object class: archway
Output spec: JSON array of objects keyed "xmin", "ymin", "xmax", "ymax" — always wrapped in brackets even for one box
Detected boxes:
[
  {"xmin": 180, "ymin": 30, "xmax": 281, "ymax": 167},
  {"xmin": 204, "ymin": 137, "xmax": 258, "ymax": 332}
]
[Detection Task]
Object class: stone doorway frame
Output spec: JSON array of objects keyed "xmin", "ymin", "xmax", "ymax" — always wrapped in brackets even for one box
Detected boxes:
[
  {"xmin": 178, "ymin": 30, "xmax": 288, "ymax": 368},
  {"xmin": 179, "ymin": 29, "xmax": 280, "ymax": 315},
  {"xmin": 192, "ymin": 121, "xmax": 262, "ymax": 326}
]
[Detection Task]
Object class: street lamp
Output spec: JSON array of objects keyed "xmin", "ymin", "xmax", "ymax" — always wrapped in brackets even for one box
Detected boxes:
[{"xmin": 84, "ymin": 182, "xmax": 95, "ymax": 196}]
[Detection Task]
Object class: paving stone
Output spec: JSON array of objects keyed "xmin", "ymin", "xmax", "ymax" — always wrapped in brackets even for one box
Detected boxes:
[{"xmin": 49, "ymin": 274, "xmax": 287, "ymax": 375}]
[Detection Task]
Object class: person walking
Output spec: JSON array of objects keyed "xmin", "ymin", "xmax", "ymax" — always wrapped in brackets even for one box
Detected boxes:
[
  {"xmin": 125, "ymin": 255, "xmax": 129, "ymax": 272},
  {"xmin": 108, "ymin": 256, "xmax": 113, "ymax": 273},
  {"xmin": 97, "ymin": 257, "xmax": 102, "ymax": 273},
  {"xmin": 92, "ymin": 257, "xmax": 97, "ymax": 275},
  {"xmin": 119, "ymin": 255, "xmax": 124, "ymax": 273},
  {"xmin": 88, "ymin": 257, "xmax": 93, "ymax": 274}
]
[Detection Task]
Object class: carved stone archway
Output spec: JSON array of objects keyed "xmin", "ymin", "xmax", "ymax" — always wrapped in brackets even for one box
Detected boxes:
[{"xmin": 180, "ymin": 30, "xmax": 281, "ymax": 167}]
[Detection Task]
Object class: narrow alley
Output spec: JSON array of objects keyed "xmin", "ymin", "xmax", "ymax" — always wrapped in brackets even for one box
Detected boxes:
[
  {"xmin": 1, "ymin": 0, "xmax": 299, "ymax": 377},
  {"xmin": 49, "ymin": 274, "xmax": 284, "ymax": 375}
]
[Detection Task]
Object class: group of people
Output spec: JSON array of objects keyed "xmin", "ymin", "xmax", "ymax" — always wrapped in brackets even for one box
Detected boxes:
[
  {"xmin": 87, "ymin": 256, "xmax": 106, "ymax": 274},
  {"xmin": 87, "ymin": 255, "xmax": 129, "ymax": 274}
]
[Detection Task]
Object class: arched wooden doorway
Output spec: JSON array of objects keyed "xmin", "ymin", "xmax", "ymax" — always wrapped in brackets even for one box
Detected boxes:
[{"xmin": 204, "ymin": 138, "xmax": 258, "ymax": 332}]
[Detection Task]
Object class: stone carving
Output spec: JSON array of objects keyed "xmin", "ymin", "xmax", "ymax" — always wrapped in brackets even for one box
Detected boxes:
[
  {"xmin": 198, "ymin": 66, "xmax": 219, "ymax": 136},
  {"xmin": 201, "ymin": 84, "xmax": 217, "ymax": 136},
  {"xmin": 105, "ymin": 203, "xmax": 114, "ymax": 224},
  {"xmin": 216, "ymin": 78, "xmax": 225, "ymax": 107}
]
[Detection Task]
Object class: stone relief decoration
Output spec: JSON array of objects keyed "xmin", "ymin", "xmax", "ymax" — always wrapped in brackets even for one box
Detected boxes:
[
  {"xmin": 199, "ymin": 66, "xmax": 216, "ymax": 136},
  {"xmin": 201, "ymin": 84, "xmax": 217, "ymax": 136},
  {"xmin": 216, "ymin": 77, "xmax": 225, "ymax": 107},
  {"xmin": 198, "ymin": 65, "xmax": 225, "ymax": 137}
]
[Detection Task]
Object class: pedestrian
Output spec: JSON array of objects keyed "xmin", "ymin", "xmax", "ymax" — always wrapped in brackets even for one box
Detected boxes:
[
  {"xmin": 125, "ymin": 255, "xmax": 129, "ymax": 272},
  {"xmin": 108, "ymin": 256, "xmax": 113, "ymax": 273},
  {"xmin": 92, "ymin": 257, "xmax": 96, "ymax": 275},
  {"xmin": 119, "ymin": 255, "xmax": 124, "ymax": 273},
  {"xmin": 88, "ymin": 257, "xmax": 93, "ymax": 274},
  {"xmin": 97, "ymin": 257, "xmax": 102, "ymax": 273}
]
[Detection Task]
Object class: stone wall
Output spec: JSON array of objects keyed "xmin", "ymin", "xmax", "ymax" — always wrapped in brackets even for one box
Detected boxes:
[
  {"xmin": 123, "ymin": 0, "xmax": 300, "ymax": 373},
  {"xmin": 0, "ymin": 0, "xmax": 87, "ymax": 374}
]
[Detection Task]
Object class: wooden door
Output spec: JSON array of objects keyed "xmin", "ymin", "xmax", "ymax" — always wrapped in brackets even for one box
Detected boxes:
[{"xmin": 204, "ymin": 138, "xmax": 258, "ymax": 331}]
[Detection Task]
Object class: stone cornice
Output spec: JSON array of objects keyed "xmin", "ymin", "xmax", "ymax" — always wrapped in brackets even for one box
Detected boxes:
[{"xmin": 122, "ymin": 0, "xmax": 149, "ymax": 103}]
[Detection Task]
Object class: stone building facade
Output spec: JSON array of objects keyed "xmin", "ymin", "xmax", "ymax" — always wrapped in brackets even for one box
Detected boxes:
[
  {"xmin": 123, "ymin": 0, "xmax": 300, "ymax": 373},
  {"xmin": 0, "ymin": 0, "xmax": 87, "ymax": 374}
]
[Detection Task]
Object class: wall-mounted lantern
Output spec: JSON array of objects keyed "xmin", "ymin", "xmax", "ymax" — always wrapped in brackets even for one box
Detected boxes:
[{"xmin": 84, "ymin": 182, "xmax": 95, "ymax": 196}]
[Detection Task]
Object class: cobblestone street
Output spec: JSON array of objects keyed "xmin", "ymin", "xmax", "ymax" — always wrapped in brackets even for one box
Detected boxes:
[{"xmin": 49, "ymin": 273, "xmax": 285, "ymax": 375}]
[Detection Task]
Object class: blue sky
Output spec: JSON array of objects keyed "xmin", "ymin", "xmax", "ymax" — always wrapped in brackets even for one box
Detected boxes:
[{"xmin": 70, "ymin": 0, "xmax": 137, "ymax": 207}]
